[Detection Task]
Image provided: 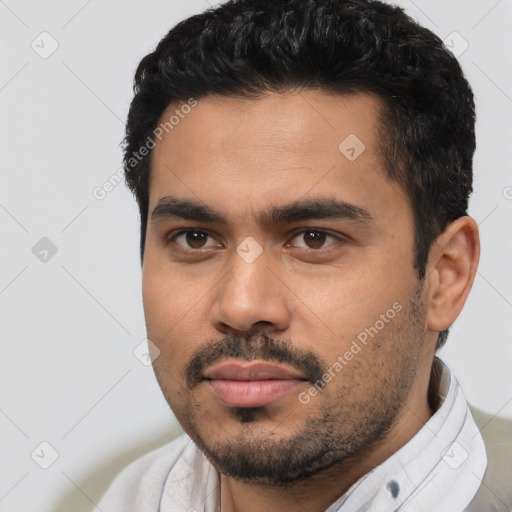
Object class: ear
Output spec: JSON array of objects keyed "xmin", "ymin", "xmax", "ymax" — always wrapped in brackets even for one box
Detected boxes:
[{"xmin": 424, "ymin": 216, "xmax": 480, "ymax": 335}]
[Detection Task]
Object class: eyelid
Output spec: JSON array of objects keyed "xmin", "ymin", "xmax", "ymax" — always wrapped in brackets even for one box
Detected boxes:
[
  {"xmin": 166, "ymin": 227, "xmax": 348, "ymax": 252},
  {"xmin": 166, "ymin": 228, "xmax": 220, "ymax": 249},
  {"xmin": 286, "ymin": 228, "xmax": 348, "ymax": 249}
]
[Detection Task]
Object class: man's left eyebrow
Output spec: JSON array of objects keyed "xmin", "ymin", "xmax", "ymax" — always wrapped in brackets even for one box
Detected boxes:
[
  {"xmin": 151, "ymin": 196, "xmax": 373, "ymax": 227},
  {"xmin": 260, "ymin": 197, "xmax": 373, "ymax": 225}
]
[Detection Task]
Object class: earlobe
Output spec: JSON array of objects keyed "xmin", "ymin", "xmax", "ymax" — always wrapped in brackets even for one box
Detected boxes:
[{"xmin": 425, "ymin": 217, "xmax": 480, "ymax": 334}]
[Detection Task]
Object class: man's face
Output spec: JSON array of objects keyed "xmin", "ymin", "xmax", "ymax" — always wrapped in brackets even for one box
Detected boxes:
[{"xmin": 143, "ymin": 90, "xmax": 430, "ymax": 484}]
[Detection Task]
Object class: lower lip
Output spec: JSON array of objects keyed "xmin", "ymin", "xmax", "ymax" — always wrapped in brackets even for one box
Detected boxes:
[{"xmin": 208, "ymin": 379, "xmax": 303, "ymax": 407}]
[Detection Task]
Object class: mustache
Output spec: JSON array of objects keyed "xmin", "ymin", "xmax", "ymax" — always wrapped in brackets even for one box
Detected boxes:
[{"xmin": 185, "ymin": 333, "xmax": 326, "ymax": 389}]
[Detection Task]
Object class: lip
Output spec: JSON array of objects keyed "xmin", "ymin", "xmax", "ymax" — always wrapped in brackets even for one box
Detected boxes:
[
  {"xmin": 203, "ymin": 360, "xmax": 306, "ymax": 381},
  {"xmin": 203, "ymin": 360, "xmax": 307, "ymax": 407}
]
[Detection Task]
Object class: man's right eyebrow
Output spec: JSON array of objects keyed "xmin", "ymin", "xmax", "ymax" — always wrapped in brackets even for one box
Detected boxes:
[{"xmin": 151, "ymin": 197, "xmax": 229, "ymax": 226}]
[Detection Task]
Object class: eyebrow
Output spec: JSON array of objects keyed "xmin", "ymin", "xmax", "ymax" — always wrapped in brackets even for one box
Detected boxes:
[{"xmin": 151, "ymin": 195, "xmax": 373, "ymax": 227}]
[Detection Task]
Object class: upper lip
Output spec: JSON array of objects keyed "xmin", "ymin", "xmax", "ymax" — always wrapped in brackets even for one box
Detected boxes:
[{"xmin": 202, "ymin": 360, "xmax": 306, "ymax": 381}]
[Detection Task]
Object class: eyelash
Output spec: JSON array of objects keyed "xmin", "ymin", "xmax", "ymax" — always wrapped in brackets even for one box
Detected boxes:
[{"xmin": 166, "ymin": 228, "xmax": 346, "ymax": 252}]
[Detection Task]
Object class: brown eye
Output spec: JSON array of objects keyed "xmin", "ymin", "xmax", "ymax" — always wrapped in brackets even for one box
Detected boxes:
[
  {"xmin": 187, "ymin": 231, "xmax": 207, "ymax": 248},
  {"xmin": 303, "ymin": 230, "xmax": 327, "ymax": 248},
  {"xmin": 289, "ymin": 229, "xmax": 338, "ymax": 249},
  {"xmin": 171, "ymin": 230, "xmax": 218, "ymax": 250}
]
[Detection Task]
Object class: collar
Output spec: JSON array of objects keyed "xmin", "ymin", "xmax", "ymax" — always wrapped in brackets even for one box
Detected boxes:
[{"xmin": 325, "ymin": 357, "xmax": 487, "ymax": 512}]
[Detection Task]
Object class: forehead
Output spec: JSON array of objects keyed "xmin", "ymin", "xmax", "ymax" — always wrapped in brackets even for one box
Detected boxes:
[{"xmin": 149, "ymin": 90, "xmax": 409, "ymax": 227}]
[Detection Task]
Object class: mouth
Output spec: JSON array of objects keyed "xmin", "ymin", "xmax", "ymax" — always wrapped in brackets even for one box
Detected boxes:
[{"xmin": 202, "ymin": 360, "xmax": 308, "ymax": 407}]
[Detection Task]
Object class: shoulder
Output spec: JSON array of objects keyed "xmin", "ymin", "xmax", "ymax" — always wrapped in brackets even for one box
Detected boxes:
[
  {"xmin": 97, "ymin": 433, "xmax": 195, "ymax": 511},
  {"xmin": 464, "ymin": 406, "xmax": 512, "ymax": 511}
]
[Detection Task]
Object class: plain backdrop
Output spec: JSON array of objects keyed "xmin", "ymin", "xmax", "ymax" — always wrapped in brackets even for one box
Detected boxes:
[{"xmin": 1, "ymin": 0, "xmax": 511, "ymax": 510}]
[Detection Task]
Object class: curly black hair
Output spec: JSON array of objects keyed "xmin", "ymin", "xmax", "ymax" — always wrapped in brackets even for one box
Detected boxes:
[{"xmin": 123, "ymin": 0, "xmax": 476, "ymax": 349}]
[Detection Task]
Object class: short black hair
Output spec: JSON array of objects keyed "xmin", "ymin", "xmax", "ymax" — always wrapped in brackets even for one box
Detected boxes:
[{"xmin": 123, "ymin": 0, "xmax": 476, "ymax": 349}]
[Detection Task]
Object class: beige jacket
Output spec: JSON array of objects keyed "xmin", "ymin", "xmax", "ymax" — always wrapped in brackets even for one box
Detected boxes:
[{"xmin": 464, "ymin": 406, "xmax": 512, "ymax": 511}]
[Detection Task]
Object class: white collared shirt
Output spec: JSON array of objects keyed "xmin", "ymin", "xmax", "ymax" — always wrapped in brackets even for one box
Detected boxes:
[{"xmin": 98, "ymin": 358, "xmax": 487, "ymax": 512}]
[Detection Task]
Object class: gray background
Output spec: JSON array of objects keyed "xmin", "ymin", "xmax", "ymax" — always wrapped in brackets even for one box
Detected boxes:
[{"xmin": 1, "ymin": 0, "xmax": 511, "ymax": 510}]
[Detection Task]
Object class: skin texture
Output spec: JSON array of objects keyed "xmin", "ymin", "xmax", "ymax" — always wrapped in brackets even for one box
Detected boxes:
[{"xmin": 142, "ymin": 90, "xmax": 480, "ymax": 512}]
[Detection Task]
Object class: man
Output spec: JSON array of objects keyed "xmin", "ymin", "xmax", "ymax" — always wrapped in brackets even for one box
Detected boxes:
[{"xmin": 98, "ymin": 0, "xmax": 503, "ymax": 510}]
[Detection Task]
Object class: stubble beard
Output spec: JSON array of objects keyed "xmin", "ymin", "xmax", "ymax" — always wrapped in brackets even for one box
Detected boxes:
[{"xmin": 152, "ymin": 283, "xmax": 426, "ymax": 486}]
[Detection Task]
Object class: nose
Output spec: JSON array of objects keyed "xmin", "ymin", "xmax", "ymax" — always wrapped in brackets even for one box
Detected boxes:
[{"xmin": 210, "ymin": 247, "xmax": 291, "ymax": 336}]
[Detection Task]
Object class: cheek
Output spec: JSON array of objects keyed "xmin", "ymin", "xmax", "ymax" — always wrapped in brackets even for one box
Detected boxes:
[
  {"xmin": 142, "ymin": 269, "xmax": 185, "ymax": 360},
  {"xmin": 292, "ymin": 264, "xmax": 411, "ymax": 359},
  {"xmin": 142, "ymin": 270, "xmax": 171, "ymax": 331},
  {"xmin": 142, "ymin": 261, "xmax": 195, "ymax": 329},
  {"xmin": 142, "ymin": 266, "xmax": 209, "ymax": 373}
]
